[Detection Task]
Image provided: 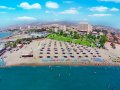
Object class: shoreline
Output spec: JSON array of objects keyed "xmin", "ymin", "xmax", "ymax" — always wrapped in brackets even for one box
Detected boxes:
[
  {"xmin": 1, "ymin": 62, "xmax": 120, "ymax": 68},
  {"xmin": 0, "ymin": 32, "xmax": 13, "ymax": 41}
]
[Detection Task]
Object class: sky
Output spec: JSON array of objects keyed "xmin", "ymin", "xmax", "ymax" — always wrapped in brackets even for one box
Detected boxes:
[{"xmin": 0, "ymin": 0, "xmax": 120, "ymax": 28}]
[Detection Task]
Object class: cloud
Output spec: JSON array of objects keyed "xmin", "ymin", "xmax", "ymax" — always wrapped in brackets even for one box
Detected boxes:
[
  {"xmin": 110, "ymin": 7, "xmax": 119, "ymax": 11},
  {"xmin": 89, "ymin": 6, "xmax": 119, "ymax": 12},
  {"xmin": 0, "ymin": 6, "xmax": 15, "ymax": 10},
  {"xmin": 16, "ymin": 16, "xmax": 37, "ymax": 21},
  {"xmin": 46, "ymin": 1, "xmax": 59, "ymax": 9},
  {"xmin": 88, "ymin": 13, "xmax": 112, "ymax": 17},
  {"xmin": 89, "ymin": 6, "xmax": 109, "ymax": 12},
  {"xmin": 19, "ymin": 2, "xmax": 41, "ymax": 9},
  {"xmin": 60, "ymin": 8, "xmax": 79, "ymax": 14},
  {"xmin": 100, "ymin": 0, "xmax": 120, "ymax": 3},
  {"xmin": 45, "ymin": 8, "xmax": 79, "ymax": 15}
]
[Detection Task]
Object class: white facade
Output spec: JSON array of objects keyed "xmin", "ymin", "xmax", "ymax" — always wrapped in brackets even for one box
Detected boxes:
[
  {"xmin": 59, "ymin": 25, "xmax": 67, "ymax": 31},
  {"xmin": 77, "ymin": 22, "xmax": 93, "ymax": 34},
  {"xmin": 30, "ymin": 32, "xmax": 48, "ymax": 38}
]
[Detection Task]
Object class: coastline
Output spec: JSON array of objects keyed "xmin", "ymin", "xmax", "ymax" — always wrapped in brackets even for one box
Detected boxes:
[
  {"xmin": 1, "ymin": 61, "xmax": 120, "ymax": 68},
  {"xmin": 0, "ymin": 32, "xmax": 12, "ymax": 41}
]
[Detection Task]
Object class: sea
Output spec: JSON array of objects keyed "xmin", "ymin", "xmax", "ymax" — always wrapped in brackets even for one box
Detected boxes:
[
  {"xmin": 0, "ymin": 66, "xmax": 120, "ymax": 90},
  {"xmin": 0, "ymin": 32, "xmax": 11, "ymax": 39}
]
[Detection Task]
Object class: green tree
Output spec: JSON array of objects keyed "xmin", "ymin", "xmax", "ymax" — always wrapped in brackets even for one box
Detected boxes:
[
  {"xmin": 16, "ymin": 39, "xmax": 21, "ymax": 44},
  {"xmin": 12, "ymin": 42, "xmax": 17, "ymax": 48},
  {"xmin": 59, "ymin": 30, "xmax": 64, "ymax": 35},
  {"xmin": 70, "ymin": 31, "xmax": 73, "ymax": 35},
  {"xmin": 99, "ymin": 35, "xmax": 107, "ymax": 47}
]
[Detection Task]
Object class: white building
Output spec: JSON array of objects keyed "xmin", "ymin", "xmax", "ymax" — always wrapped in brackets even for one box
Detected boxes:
[
  {"xmin": 46, "ymin": 24, "xmax": 67, "ymax": 32},
  {"xmin": 77, "ymin": 22, "xmax": 93, "ymax": 34},
  {"xmin": 59, "ymin": 25, "xmax": 67, "ymax": 31},
  {"xmin": 30, "ymin": 32, "xmax": 48, "ymax": 38}
]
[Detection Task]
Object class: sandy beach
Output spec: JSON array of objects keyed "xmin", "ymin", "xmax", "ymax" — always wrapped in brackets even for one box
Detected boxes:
[
  {"xmin": 0, "ymin": 33, "xmax": 31, "ymax": 42},
  {"xmin": 1, "ymin": 37, "xmax": 120, "ymax": 67}
]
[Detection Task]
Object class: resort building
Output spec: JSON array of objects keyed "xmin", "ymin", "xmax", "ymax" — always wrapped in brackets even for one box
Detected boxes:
[
  {"xmin": 30, "ymin": 32, "xmax": 48, "ymax": 38},
  {"xmin": 28, "ymin": 25, "xmax": 43, "ymax": 30},
  {"xmin": 99, "ymin": 32, "xmax": 104, "ymax": 35},
  {"xmin": 44, "ymin": 24, "xmax": 67, "ymax": 32},
  {"xmin": 19, "ymin": 26, "xmax": 30, "ymax": 31},
  {"xmin": 92, "ymin": 31, "xmax": 98, "ymax": 36},
  {"xmin": 77, "ymin": 22, "xmax": 93, "ymax": 34},
  {"xmin": 59, "ymin": 25, "xmax": 67, "ymax": 32}
]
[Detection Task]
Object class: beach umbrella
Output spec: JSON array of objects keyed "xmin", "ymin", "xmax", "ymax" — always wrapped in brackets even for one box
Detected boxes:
[
  {"xmin": 90, "ymin": 53, "xmax": 93, "ymax": 54},
  {"xmin": 93, "ymin": 55, "xmax": 96, "ymax": 57},
  {"xmin": 85, "ymin": 55, "xmax": 88, "ymax": 57},
  {"xmin": 82, "ymin": 52, "xmax": 86, "ymax": 54},
  {"xmin": 47, "ymin": 56, "xmax": 51, "ymax": 58},
  {"xmin": 79, "ymin": 56, "xmax": 82, "ymax": 58},
  {"xmin": 98, "ymin": 55, "xmax": 101, "ymax": 57},
  {"xmin": 63, "ymin": 56, "xmax": 67, "ymax": 58},
  {"xmin": 70, "ymin": 56, "xmax": 74, "ymax": 58},
  {"xmin": 96, "ymin": 53, "xmax": 99, "ymax": 54}
]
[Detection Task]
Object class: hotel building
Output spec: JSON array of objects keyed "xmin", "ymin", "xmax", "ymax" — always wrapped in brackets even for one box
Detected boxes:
[{"xmin": 77, "ymin": 22, "xmax": 93, "ymax": 34}]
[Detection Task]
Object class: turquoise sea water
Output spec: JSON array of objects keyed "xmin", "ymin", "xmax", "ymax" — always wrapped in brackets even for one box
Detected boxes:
[
  {"xmin": 0, "ymin": 32, "xmax": 11, "ymax": 39},
  {"xmin": 0, "ymin": 66, "xmax": 120, "ymax": 90}
]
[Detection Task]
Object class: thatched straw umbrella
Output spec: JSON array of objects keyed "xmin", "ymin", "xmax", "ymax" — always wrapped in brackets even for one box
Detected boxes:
[{"xmin": 39, "ymin": 56, "xmax": 43, "ymax": 58}]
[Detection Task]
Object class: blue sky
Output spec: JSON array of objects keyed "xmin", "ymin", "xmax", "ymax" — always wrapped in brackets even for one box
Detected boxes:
[{"xmin": 0, "ymin": 0, "xmax": 120, "ymax": 28}]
